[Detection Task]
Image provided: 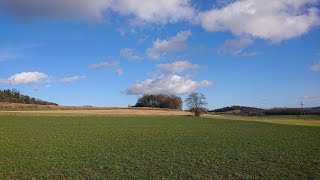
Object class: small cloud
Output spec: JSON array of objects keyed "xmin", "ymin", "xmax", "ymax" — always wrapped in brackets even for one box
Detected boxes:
[
  {"xmin": 156, "ymin": 60, "xmax": 203, "ymax": 74},
  {"xmin": 137, "ymin": 35, "xmax": 149, "ymax": 45},
  {"xmin": 116, "ymin": 68, "xmax": 124, "ymax": 76},
  {"xmin": 60, "ymin": 75, "xmax": 86, "ymax": 83},
  {"xmin": 120, "ymin": 48, "xmax": 143, "ymax": 61},
  {"xmin": 117, "ymin": 28, "xmax": 127, "ymax": 36},
  {"xmin": 310, "ymin": 63, "xmax": 320, "ymax": 72},
  {"xmin": 89, "ymin": 60, "xmax": 124, "ymax": 76},
  {"xmin": 44, "ymin": 84, "xmax": 52, "ymax": 89},
  {"xmin": 302, "ymin": 96, "xmax": 320, "ymax": 100},
  {"xmin": 301, "ymin": 95, "xmax": 320, "ymax": 106},
  {"xmin": 0, "ymin": 72, "xmax": 49, "ymax": 85},
  {"xmin": 89, "ymin": 61, "xmax": 118, "ymax": 69},
  {"xmin": 146, "ymin": 30, "xmax": 192, "ymax": 59}
]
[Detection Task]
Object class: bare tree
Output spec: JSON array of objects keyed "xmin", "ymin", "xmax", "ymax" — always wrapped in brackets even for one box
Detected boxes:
[{"xmin": 185, "ymin": 92, "xmax": 208, "ymax": 116}]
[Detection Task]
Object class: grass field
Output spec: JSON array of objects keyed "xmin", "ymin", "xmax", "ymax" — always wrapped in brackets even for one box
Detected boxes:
[
  {"xmin": 206, "ymin": 114, "xmax": 320, "ymax": 127},
  {"xmin": 0, "ymin": 114, "xmax": 319, "ymax": 179}
]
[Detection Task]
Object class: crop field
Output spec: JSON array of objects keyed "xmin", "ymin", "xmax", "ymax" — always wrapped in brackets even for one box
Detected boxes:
[{"xmin": 0, "ymin": 114, "xmax": 319, "ymax": 179}]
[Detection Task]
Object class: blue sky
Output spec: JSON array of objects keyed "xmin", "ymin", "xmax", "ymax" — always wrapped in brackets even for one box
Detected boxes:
[{"xmin": 0, "ymin": 0, "xmax": 319, "ymax": 109}]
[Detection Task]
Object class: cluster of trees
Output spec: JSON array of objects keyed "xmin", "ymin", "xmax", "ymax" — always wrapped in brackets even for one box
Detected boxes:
[
  {"xmin": 0, "ymin": 89, "xmax": 58, "ymax": 105},
  {"xmin": 134, "ymin": 92, "xmax": 208, "ymax": 116},
  {"xmin": 134, "ymin": 94, "xmax": 182, "ymax": 110}
]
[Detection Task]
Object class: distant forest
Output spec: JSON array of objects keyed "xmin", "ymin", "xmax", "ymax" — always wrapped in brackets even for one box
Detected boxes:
[
  {"xmin": 0, "ymin": 89, "xmax": 58, "ymax": 106},
  {"xmin": 212, "ymin": 105, "xmax": 320, "ymax": 116}
]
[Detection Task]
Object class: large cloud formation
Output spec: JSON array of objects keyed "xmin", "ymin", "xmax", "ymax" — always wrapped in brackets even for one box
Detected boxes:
[
  {"xmin": 123, "ymin": 75, "xmax": 212, "ymax": 95},
  {"xmin": 0, "ymin": 0, "xmax": 195, "ymax": 24},
  {"xmin": 199, "ymin": 0, "xmax": 320, "ymax": 42},
  {"xmin": 1, "ymin": 0, "xmax": 319, "ymax": 42},
  {"xmin": 124, "ymin": 60, "xmax": 211, "ymax": 95}
]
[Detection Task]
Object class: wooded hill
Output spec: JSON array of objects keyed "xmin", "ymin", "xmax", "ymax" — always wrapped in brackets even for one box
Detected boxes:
[
  {"xmin": 212, "ymin": 105, "xmax": 320, "ymax": 116},
  {"xmin": 0, "ymin": 89, "xmax": 58, "ymax": 106}
]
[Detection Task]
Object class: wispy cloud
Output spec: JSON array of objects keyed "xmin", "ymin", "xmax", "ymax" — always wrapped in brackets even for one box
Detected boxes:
[
  {"xmin": 0, "ymin": 43, "xmax": 43, "ymax": 62},
  {"xmin": 60, "ymin": 75, "xmax": 86, "ymax": 83},
  {"xmin": 89, "ymin": 61, "xmax": 118, "ymax": 69},
  {"xmin": 156, "ymin": 60, "xmax": 203, "ymax": 74},
  {"xmin": 217, "ymin": 36, "xmax": 259, "ymax": 56},
  {"xmin": 0, "ymin": 51, "xmax": 19, "ymax": 62},
  {"xmin": 120, "ymin": 48, "xmax": 143, "ymax": 61},
  {"xmin": 310, "ymin": 62, "xmax": 320, "ymax": 72},
  {"xmin": 89, "ymin": 61, "xmax": 124, "ymax": 76},
  {"xmin": 116, "ymin": 68, "xmax": 124, "ymax": 76}
]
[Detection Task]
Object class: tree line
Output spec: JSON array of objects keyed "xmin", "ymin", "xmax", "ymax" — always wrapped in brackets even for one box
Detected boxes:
[
  {"xmin": 0, "ymin": 89, "xmax": 58, "ymax": 105},
  {"xmin": 212, "ymin": 105, "xmax": 320, "ymax": 116},
  {"xmin": 265, "ymin": 108, "xmax": 320, "ymax": 115}
]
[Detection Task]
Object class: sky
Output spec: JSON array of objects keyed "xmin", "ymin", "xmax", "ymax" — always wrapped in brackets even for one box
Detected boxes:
[{"xmin": 0, "ymin": 0, "xmax": 319, "ymax": 109}]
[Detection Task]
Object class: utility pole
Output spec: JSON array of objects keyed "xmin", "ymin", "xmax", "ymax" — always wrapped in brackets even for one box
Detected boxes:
[{"xmin": 300, "ymin": 101, "xmax": 306, "ymax": 120}]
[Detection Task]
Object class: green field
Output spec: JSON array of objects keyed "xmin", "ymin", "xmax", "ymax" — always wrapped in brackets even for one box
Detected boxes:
[{"xmin": 0, "ymin": 115, "xmax": 319, "ymax": 179}]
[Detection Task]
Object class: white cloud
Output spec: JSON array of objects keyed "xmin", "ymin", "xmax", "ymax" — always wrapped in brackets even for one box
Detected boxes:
[
  {"xmin": 0, "ymin": 72, "xmax": 48, "ymax": 85},
  {"xmin": 310, "ymin": 63, "xmax": 320, "ymax": 72},
  {"xmin": 146, "ymin": 30, "xmax": 192, "ymax": 59},
  {"xmin": 199, "ymin": 0, "xmax": 320, "ymax": 42},
  {"xmin": 111, "ymin": 0, "xmax": 195, "ymax": 24},
  {"xmin": 60, "ymin": 75, "xmax": 86, "ymax": 83},
  {"xmin": 120, "ymin": 48, "xmax": 142, "ymax": 61},
  {"xmin": 89, "ymin": 61, "xmax": 118, "ymax": 69},
  {"xmin": 123, "ymin": 75, "xmax": 212, "ymax": 95},
  {"xmin": 157, "ymin": 61, "xmax": 202, "ymax": 74}
]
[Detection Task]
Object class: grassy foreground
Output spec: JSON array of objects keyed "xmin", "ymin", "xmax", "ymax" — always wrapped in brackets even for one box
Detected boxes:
[
  {"xmin": 206, "ymin": 114, "xmax": 320, "ymax": 127},
  {"xmin": 0, "ymin": 115, "xmax": 319, "ymax": 179}
]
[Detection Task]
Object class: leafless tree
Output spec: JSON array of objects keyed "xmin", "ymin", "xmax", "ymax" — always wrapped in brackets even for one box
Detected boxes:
[{"xmin": 185, "ymin": 92, "xmax": 208, "ymax": 116}]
